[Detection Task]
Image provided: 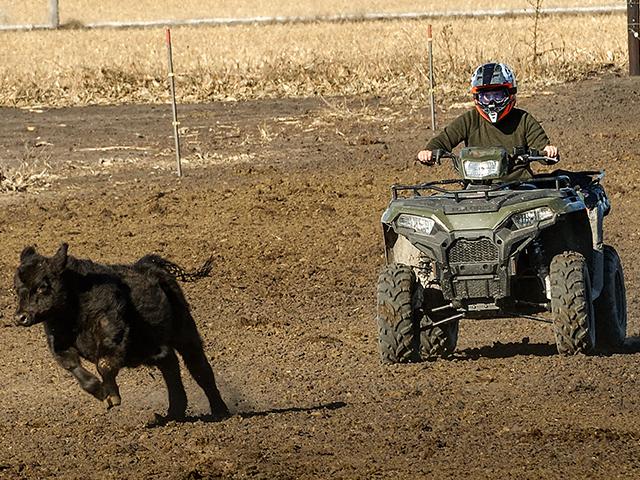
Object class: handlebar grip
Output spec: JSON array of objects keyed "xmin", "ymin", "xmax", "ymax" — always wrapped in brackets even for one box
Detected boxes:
[{"xmin": 529, "ymin": 155, "xmax": 560, "ymax": 165}]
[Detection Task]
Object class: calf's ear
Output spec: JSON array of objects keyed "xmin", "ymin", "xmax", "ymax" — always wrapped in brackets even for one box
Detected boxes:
[
  {"xmin": 51, "ymin": 243, "xmax": 69, "ymax": 272},
  {"xmin": 20, "ymin": 246, "xmax": 37, "ymax": 262}
]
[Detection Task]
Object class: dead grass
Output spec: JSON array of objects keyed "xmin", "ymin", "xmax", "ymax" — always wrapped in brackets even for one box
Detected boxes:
[
  {"xmin": 0, "ymin": 146, "xmax": 54, "ymax": 192},
  {"xmin": 0, "ymin": 12, "xmax": 626, "ymax": 107}
]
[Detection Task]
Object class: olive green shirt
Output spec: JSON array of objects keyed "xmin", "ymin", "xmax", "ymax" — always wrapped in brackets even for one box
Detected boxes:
[
  {"xmin": 425, "ymin": 108, "xmax": 550, "ymax": 180},
  {"xmin": 426, "ymin": 108, "xmax": 549, "ymax": 152}
]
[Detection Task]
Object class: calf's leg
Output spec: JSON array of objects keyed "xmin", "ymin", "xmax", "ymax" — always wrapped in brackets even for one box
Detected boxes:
[
  {"xmin": 155, "ymin": 350, "xmax": 188, "ymax": 419},
  {"xmin": 176, "ymin": 339, "xmax": 229, "ymax": 417},
  {"xmin": 97, "ymin": 357, "xmax": 122, "ymax": 409},
  {"xmin": 54, "ymin": 348, "xmax": 106, "ymax": 401}
]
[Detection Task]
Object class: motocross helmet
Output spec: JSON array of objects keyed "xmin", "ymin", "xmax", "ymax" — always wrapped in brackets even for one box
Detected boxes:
[{"xmin": 471, "ymin": 62, "xmax": 517, "ymax": 123}]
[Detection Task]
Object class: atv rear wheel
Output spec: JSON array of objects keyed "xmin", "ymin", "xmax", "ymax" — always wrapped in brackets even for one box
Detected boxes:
[
  {"xmin": 549, "ymin": 252, "xmax": 596, "ymax": 354},
  {"xmin": 419, "ymin": 287, "xmax": 459, "ymax": 360},
  {"xmin": 376, "ymin": 264, "xmax": 420, "ymax": 364},
  {"xmin": 594, "ymin": 245, "xmax": 627, "ymax": 351}
]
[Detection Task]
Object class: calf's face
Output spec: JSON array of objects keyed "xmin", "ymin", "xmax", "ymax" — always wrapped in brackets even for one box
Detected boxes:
[{"xmin": 14, "ymin": 244, "xmax": 69, "ymax": 327}]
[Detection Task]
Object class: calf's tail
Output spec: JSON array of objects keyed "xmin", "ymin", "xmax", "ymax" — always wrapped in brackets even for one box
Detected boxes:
[{"xmin": 137, "ymin": 255, "xmax": 213, "ymax": 282}]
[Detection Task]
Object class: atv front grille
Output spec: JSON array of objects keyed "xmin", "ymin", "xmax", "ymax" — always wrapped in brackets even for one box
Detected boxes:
[
  {"xmin": 453, "ymin": 277, "xmax": 503, "ymax": 299},
  {"xmin": 448, "ymin": 238, "xmax": 498, "ymax": 264}
]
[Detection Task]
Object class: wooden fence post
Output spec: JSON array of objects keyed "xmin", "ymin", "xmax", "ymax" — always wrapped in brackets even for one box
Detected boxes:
[
  {"xmin": 49, "ymin": 0, "xmax": 60, "ymax": 28},
  {"xmin": 629, "ymin": 0, "xmax": 640, "ymax": 76},
  {"xmin": 166, "ymin": 29, "xmax": 183, "ymax": 177},
  {"xmin": 427, "ymin": 24, "xmax": 437, "ymax": 132}
]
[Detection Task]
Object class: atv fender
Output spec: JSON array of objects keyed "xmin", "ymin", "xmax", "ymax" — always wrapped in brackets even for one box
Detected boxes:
[
  {"xmin": 539, "ymin": 209, "xmax": 604, "ymax": 300},
  {"xmin": 383, "ymin": 225, "xmax": 423, "ymax": 267}
]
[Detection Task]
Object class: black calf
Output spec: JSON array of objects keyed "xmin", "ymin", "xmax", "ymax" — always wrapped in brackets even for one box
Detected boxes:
[{"xmin": 13, "ymin": 243, "xmax": 229, "ymax": 420}]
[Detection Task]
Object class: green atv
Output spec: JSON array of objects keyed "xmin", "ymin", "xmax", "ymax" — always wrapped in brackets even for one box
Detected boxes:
[{"xmin": 377, "ymin": 146, "xmax": 627, "ymax": 362}]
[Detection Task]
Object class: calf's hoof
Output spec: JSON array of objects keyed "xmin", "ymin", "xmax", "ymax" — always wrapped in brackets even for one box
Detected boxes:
[
  {"xmin": 145, "ymin": 413, "xmax": 174, "ymax": 428},
  {"xmin": 165, "ymin": 409, "xmax": 187, "ymax": 421},
  {"xmin": 105, "ymin": 394, "xmax": 122, "ymax": 409},
  {"xmin": 213, "ymin": 405, "xmax": 231, "ymax": 419},
  {"xmin": 145, "ymin": 410, "xmax": 185, "ymax": 428},
  {"xmin": 212, "ymin": 400, "xmax": 231, "ymax": 418}
]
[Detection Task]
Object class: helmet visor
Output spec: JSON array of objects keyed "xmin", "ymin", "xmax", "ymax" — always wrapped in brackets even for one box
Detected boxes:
[{"xmin": 477, "ymin": 89, "xmax": 509, "ymax": 107}]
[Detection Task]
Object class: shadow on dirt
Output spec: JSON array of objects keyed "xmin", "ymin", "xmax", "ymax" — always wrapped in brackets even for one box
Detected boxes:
[
  {"xmin": 455, "ymin": 341, "xmax": 557, "ymax": 360},
  {"xmin": 238, "ymin": 400, "xmax": 347, "ymax": 419},
  {"xmin": 610, "ymin": 336, "xmax": 640, "ymax": 355},
  {"xmin": 146, "ymin": 412, "xmax": 230, "ymax": 428},
  {"xmin": 453, "ymin": 337, "xmax": 640, "ymax": 361},
  {"xmin": 145, "ymin": 401, "xmax": 347, "ymax": 428}
]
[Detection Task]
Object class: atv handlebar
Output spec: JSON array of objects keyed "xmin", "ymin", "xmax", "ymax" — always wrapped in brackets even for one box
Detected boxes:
[
  {"xmin": 430, "ymin": 148, "xmax": 560, "ymax": 166},
  {"xmin": 431, "ymin": 149, "xmax": 451, "ymax": 165},
  {"xmin": 513, "ymin": 149, "xmax": 560, "ymax": 166}
]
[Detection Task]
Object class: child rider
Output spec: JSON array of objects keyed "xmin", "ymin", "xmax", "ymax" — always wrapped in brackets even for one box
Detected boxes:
[{"xmin": 417, "ymin": 62, "xmax": 558, "ymax": 180}]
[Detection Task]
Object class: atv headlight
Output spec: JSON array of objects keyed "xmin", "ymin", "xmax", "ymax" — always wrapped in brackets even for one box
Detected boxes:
[
  {"xmin": 396, "ymin": 214, "xmax": 436, "ymax": 235},
  {"xmin": 512, "ymin": 207, "xmax": 554, "ymax": 229},
  {"xmin": 462, "ymin": 160, "xmax": 501, "ymax": 179}
]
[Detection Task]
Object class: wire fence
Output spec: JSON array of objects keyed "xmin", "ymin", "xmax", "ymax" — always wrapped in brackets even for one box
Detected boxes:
[{"xmin": 0, "ymin": 3, "xmax": 627, "ymax": 31}]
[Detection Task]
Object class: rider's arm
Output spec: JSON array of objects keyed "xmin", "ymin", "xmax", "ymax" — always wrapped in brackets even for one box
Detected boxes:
[
  {"xmin": 425, "ymin": 110, "xmax": 473, "ymax": 152},
  {"xmin": 418, "ymin": 111, "xmax": 473, "ymax": 164},
  {"xmin": 524, "ymin": 112, "xmax": 553, "ymax": 154}
]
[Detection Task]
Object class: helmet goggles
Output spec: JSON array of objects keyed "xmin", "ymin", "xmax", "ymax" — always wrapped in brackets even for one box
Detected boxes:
[{"xmin": 476, "ymin": 88, "xmax": 509, "ymax": 107}]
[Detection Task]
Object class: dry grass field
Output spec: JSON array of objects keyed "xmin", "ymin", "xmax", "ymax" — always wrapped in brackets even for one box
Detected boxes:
[
  {"xmin": 0, "ymin": 0, "xmax": 623, "ymax": 24},
  {"xmin": 0, "ymin": 10, "xmax": 626, "ymax": 108}
]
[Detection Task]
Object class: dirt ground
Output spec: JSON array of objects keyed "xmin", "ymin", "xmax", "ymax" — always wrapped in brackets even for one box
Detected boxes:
[{"xmin": 1, "ymin": 74, "xmax": 640, "ymax": 479}]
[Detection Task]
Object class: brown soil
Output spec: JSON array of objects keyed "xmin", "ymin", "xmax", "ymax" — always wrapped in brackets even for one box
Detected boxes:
[{"xmin": 1, "ymin": 74, "xmax": 640, "ymax": 479}]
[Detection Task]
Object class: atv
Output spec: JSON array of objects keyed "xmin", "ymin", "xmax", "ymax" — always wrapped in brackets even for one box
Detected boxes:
[{"xmin": 377, "ymin": 146, "xmax": 627, "ymax": 362}]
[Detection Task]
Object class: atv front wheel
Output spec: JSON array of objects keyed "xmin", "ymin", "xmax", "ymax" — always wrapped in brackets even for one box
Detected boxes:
[
  {"xmin": 549, "ymin": 252, "xmax": 596, "ymax": 354},
  {"xmin": 419, "ymin": 287, "xmax": 459, "ymax": 360},
  {"xmin": 376, "ymin": 264, "xmax": 419, "ymax": 364},
  {"xmin": 594, "ymin": 245, "xmax": 627, "ymax": 351}
]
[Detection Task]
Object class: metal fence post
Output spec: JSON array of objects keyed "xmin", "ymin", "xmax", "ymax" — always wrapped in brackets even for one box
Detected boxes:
[
  {"xmin": 49, "ymin": 0, "xmax": 60, "ymax": 28},
  {"xmin": 629, "ymin": 1, "xmax": 640, "ymax": 76}
]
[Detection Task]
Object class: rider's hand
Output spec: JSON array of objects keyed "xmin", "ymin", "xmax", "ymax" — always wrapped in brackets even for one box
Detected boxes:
[
  {"xmin": 417, "ymin": 150, "xmax": 435, "ymax": 165},
  {"xmin": 543, "ymin": 145, "xmax": 558, "ymax": 158}
]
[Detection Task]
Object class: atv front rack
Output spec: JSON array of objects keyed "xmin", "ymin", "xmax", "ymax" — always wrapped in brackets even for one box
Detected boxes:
[
  {"xmin": 390, "ymin": 172, "xmax": 603, "ymax": 202},
  {"xmin": 390, "ymin": 179, "xmax": 466, "ymax": 200}
]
